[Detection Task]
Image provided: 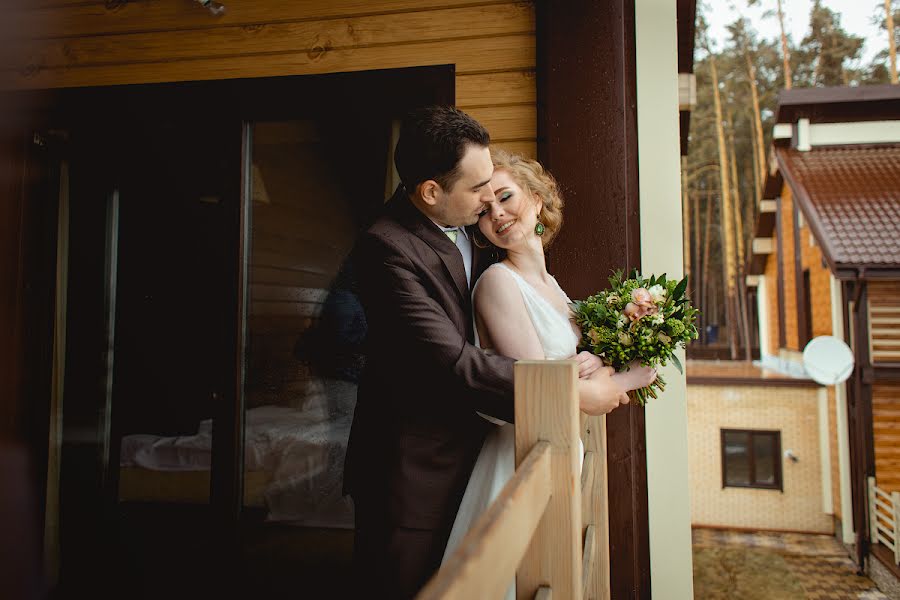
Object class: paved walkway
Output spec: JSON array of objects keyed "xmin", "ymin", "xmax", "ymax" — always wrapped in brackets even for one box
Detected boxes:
[{"xmin": 692, "ymin": 528, "xmax": 889, "ymax": 600}]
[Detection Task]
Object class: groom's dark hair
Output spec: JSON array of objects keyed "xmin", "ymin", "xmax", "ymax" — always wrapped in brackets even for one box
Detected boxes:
[{"xmin": 394, "ymin": 105, "xmax": 490, "ymax": 194}]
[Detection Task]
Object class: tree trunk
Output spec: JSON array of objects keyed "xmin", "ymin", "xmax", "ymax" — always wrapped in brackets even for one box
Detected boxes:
[
  {"xmin": 728, "ymin": 125, "xmax": 745, "ymax": 270},
  {"xmin": 708, "ymin": 48, "xmax": 739, "ymax": 359},
  {"xmin": 729, "ymin": 121, "xmax": 753, "ymax": 361},
  {"xmin": 887, "ymin": 0, "xmax": 899, "ymax": 84},
  {"xmin": 740, "ymin": 31, "xmax": 768, "ymax": 196},
  {"xmin": 701, "ymin": 191, "xmax": 714, "ymax": 344},
  {"xmin": 750, "ymin": 121, "xmax": 762, "ymax": 208},
  {"xmin": 776, "ymin": 0, "xmax": 793, "ymax": 89},
  {"xmin": 693, "ymin": 188, "xmax": 702, "ymax": 306}
]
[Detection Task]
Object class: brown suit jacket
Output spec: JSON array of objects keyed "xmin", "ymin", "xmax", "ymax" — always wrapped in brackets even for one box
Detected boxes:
[{"xmin": 344, "ymin": 188, "xmax": 515, "ymax": 533}]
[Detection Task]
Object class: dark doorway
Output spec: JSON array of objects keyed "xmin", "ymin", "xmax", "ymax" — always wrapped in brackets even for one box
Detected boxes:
[{"xmin": 9, "ymin": 65, "xmax": 454, "ymax": 600}]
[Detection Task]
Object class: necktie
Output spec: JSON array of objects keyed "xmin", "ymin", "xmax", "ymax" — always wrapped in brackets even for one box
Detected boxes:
[{"xmin": 445, "ymin": 228, "xmax": 458, "ymax": 244}]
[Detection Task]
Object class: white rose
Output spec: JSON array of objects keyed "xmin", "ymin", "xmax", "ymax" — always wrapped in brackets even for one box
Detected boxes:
[
  {"xmin": 617, "ymin": 331, "xmax": 633, "ymax": 346},
  {"xmin": 648, "ymin": 284, "xmax": 666, "ymax": 304},
  {"xmin": 616, "ymin": 314, "xmax": 628, "ymax": 330}
]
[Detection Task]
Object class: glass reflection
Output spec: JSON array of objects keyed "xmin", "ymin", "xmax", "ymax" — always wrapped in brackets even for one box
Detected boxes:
[
  {"xmin": 243, "ymin": 119, "xmax": 378, "ymax": 527},
  {"xmin": 753, "ymin": 434, "xmax": 776, "ymax": 485},
  {"xmin": 723, "ymin": 430, "xmax": 751, "ymax": 486}
]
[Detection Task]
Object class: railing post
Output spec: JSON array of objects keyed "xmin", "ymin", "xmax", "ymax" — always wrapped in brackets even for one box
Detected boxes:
[
  {"xmin": 869, "ymin": 476, "xmax": 878, "ymax": 542},
  {"xmin": 892, "ymin": 491, "xmax": 900, "ymax": 565},
  {"xmin": 514, "ymin": 361, "xmax": 582, "ymax": 600},
  {"xmin": 581, "ymin": 414, "xmax": 610, "ymax": 600}
]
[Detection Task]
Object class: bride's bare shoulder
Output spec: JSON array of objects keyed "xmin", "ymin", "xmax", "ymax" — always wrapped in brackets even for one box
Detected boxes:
[
  {"xmin": 473, "ymin": 265, "xmax": 526, "ymax": 317},
  {"xmin": 474, "ymin": 264, "xmax": 517, "ymax": 299}
]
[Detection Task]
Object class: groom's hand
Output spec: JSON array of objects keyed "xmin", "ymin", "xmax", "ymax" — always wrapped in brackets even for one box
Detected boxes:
[{"xmin": 575, "ymin": 351, "xmax": 603, "ymax": 379}]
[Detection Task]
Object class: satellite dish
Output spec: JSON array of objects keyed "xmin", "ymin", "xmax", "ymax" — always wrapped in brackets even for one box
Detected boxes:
[{"xmin": 803, "ymin": 336, "xmax": 854, "ymax": 385}]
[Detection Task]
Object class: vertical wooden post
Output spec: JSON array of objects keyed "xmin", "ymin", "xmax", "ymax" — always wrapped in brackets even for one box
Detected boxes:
[
  {"xmin": 868, "ymin": 476, "xmax": 878, "ymax": 542},
  {"xmin": 515, "ymin": 361, "xmax": 582, "ymax": 600},
  {"xmin": 581, "ymin": 415, "xmax": 610, "ymax": 600},
  {"xmin": 892, "ymin": 491, "xmax": 900, "ymax": 565},
  {"xmin": 537, "ymin": 2, "xmax": 650, "ymax": 594}
]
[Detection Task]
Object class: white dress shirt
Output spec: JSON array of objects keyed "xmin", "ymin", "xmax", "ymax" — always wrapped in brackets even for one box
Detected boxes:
[{"xmin": 441, "ymin": 225, "xmax": 472, "ymax": 286}]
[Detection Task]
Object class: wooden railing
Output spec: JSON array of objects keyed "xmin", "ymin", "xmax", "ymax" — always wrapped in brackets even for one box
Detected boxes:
[
  {"xmin": 868, "ymin": 476, "xmax": 900, "ymax": 565},
  {"xmin": 417, "ymin": 361, "xmax": 610, "ymax": 600}
]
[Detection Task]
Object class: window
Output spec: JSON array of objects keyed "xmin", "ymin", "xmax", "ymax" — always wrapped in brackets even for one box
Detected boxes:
[{"xmin": 721, "ymin": 429, "xmax": 782, "ymax": 490}]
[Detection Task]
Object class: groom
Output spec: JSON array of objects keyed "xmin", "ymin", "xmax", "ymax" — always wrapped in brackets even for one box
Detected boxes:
[{"xmin": 343, "ymin": 106, "xmax": 516, "ymax": 598}]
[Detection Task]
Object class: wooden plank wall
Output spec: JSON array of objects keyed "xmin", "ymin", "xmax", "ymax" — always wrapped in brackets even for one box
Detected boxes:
[
  {"xmin": 873, "ymin": 380, "xmax": 900, "ymax": 493},
  {"xmin": 799, "ymin": 213, "xmax": 832, "ymax": 340},
  {"xmin": 869, "ymin": 282, "xmax": 900, "ymax": 493},
  {"xmin": 868, "ymin": 281, "xmax": 900, "ymax": 364},
  {"xmin": 3, "ymin": 0, "xmax": 537, "ymax": 158}
]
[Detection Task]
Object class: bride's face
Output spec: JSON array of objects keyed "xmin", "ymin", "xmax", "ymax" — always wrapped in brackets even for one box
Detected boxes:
[{"xmin": 478, "ymin": 169, "xmax": 541, "ymax": 250}]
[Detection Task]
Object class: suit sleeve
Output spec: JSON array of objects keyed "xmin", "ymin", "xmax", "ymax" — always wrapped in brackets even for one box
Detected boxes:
[{"xmin": 357, "ymin": 233, "xmax": 515, "ymax": 422}]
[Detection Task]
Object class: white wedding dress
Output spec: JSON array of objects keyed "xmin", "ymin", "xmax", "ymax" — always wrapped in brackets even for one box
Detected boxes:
[{"xmin": 441, "ymin": 263, "xmax": 581, "ymax": 600}]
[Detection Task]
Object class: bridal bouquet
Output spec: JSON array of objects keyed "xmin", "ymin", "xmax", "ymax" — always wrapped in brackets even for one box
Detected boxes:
[{"xmin": 570, "ymin": 270, "xmax": 699, "ymax": 405}]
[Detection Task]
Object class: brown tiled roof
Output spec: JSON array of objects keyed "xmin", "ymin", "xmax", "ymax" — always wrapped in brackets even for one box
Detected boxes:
[{"xmin": 776, "ymin": 144, "xmax": 900, "ymax": 276}]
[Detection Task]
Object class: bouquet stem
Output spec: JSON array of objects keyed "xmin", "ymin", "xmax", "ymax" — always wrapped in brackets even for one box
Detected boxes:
[{"xmin": 628, "ymin": 373, "xmax": 667, "ymax": 407}]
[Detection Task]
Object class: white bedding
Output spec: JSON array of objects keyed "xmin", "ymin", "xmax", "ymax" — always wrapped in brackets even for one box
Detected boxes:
[{"xmin": 120, "ymin": 380, "xmax": 356, "ymax": 527}]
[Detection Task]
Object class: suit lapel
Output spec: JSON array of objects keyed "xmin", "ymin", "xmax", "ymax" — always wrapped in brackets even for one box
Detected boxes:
[
  {"xmin": 469, "ymin": 226, "xmax": 495, "ymax": 288},
  {"xmin": 388, "ymin": 188, "xmax": 469, "ymax": 303}
]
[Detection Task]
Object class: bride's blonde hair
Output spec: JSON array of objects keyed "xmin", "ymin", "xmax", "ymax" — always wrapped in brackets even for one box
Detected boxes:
[{"xmin": 489, "ymin": 148, "xmax": 564, "ymax": 248}]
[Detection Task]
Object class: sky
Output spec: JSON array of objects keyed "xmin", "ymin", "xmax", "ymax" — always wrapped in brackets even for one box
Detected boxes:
[{"xmin": 704, "ymin": 0, "xmax": 888, "ymax": 64}]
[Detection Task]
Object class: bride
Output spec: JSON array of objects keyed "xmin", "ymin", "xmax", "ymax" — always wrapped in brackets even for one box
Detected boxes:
[{"xmin": 441, "ymin": 149, "xmax": 657, "ymax": 598}]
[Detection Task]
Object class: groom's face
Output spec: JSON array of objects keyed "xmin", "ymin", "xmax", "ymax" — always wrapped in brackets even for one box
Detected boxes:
[{"xmin": 433, "ymin": 144, "xmax": 495, "ymax": 228}]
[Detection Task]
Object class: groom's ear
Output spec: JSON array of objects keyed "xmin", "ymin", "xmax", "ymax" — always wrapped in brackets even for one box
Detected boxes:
[{"xmin": 419, "ymin": 179, "xmax": 442, "ymax": 207}]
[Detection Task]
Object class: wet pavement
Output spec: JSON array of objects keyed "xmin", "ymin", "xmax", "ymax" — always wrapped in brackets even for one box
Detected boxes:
[{"xmin": 692, "ymin": 528, "xmax": 890, "ymax": 600}]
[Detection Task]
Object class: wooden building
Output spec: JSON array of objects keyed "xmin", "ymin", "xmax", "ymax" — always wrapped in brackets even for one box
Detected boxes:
[
  {"xmin": 746, "ymin": 85, "xmax": 900, "ymax": 586},
  {"xmin": 1, "ymin": 1, "xmax": 698, "ymax": 597}
]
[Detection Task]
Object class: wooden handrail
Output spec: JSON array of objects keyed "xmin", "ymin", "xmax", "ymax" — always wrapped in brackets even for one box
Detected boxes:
[
  {"xmin": 417, "ymin": 360, "xmax": 611, "ymax": 600},
  {"xmin": 416, "ymin": 442, "xmax": 552, "ymax": 600}
]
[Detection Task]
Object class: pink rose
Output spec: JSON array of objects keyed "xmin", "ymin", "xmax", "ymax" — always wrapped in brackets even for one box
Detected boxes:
[
  {"xmin": 631, "ymin": 287, "xmax": 654, "ymax": 307},
  {"xmin": 624, "ymin": 289, "xmax": 660, "ymax": 323},
  {"xmin": 624, "ymin": 302, "xmax": 650, "ymax": 322}
]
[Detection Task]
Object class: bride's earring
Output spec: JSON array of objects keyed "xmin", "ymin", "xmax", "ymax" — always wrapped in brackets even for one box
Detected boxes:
[
  {"xmin": 534, "ymin": 214, "xmax": 545, "ymax": 236},
  {"xmin": 473, "ymin": 229, "xmax": 491, "ymax": 249}
]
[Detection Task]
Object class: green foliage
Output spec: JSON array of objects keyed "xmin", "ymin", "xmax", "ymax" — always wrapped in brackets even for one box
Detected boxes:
[
  {"xmin": 570, "ymin": 271, "xmax": 700, "ymax": 405},
  {"xmin": 799, "ymin": 1, "xmax": 864, "ymax": 86}
]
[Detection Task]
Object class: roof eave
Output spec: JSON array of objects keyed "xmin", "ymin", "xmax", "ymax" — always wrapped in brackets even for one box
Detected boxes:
[{"xmin": 774, "ymin": 148, "xmax": 841, "ymax": 276}]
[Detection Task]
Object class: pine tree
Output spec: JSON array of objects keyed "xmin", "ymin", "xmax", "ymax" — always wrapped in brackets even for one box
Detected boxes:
[
  {"xmin": 800, "ymin": 1, "xmax": 864, "ymax": 86},
  {"xmin": 701, "ymin": 16, "xmax": 740, "ymax": 359},
  {"xmin": 888, "ymin": 0, "xmax": 899, "ymax": 83}
]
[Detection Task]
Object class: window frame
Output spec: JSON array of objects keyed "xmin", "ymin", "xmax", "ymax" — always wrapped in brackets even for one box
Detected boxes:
[{"xmin": 720, "ymin": 428, "xmax": 783, "ymax": 491}]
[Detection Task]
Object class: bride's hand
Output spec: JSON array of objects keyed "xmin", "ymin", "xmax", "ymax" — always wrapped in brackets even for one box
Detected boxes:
[
  {"xmin": 574, "ymin": 351, "xmax": 604, "ymax": 379},
  {"xmin": 610, "ymin": 360, "xmax": 657, "ymax": 392},
  {"xmin": 579, "ymin": 367, "xmax": 629, "ymax": 416}
]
